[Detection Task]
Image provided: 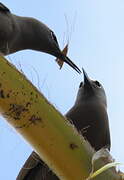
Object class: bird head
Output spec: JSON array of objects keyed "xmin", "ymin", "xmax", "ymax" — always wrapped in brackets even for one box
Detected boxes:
[{"xmin": 75, "ymin": 68, "xmax": 107, "ymax": 106}]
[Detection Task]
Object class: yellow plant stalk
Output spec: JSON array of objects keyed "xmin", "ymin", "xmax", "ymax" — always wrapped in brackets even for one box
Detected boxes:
[
  {"xmin": 0, "ymin": 56, "xmax": 93, "ymax": 180},
  {"xmin": 0, "ymin": 56, "xmax": 122, "ymax": 180}
]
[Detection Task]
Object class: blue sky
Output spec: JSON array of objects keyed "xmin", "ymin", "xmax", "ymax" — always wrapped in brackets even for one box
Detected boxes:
[{"xmin": 0, "ymin": 0, "xmax": 124, "ymax": 179}]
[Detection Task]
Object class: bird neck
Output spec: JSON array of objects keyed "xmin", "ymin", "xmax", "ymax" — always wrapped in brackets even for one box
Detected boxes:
[
  {"xmin": 75, "ymin": 94, "xmax": 107, "ymax": 110},
  {"xmin": 8, "ymin": 16, "xmax": 38, "ymax": 54}
]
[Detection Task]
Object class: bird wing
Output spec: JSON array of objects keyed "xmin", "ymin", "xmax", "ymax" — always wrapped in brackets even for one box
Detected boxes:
[
  {"xmin": 17, "ymin": 151, "xmax": 59, "ymax": 180},
  {"xmin": 16, "ymin": 152, "xmax": 41, "ymax": 179},
  {"xmin": 0, "ymin": 3, "xmax": 10, "ymax": 12}
]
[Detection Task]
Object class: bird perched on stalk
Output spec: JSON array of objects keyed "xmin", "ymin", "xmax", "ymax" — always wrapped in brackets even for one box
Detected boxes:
[
  {"xmin": 17, "ymin": 69, "xmax": 111, "ymax": 180},
  {"xmin": 66, "ymin": 69, "xmax": 111, "ymax": 151},
  {"xmin": 0, "ymin": 3, "xmax": 81, "ymax": 74}
]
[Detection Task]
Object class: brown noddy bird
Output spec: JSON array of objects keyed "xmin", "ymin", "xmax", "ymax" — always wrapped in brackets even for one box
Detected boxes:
[
  {"xmin": 66, "ymin": 69, "xmax": 111, "ymax": 151},
  {"xmin": 16, "ymin": 69, "xmax": 111, "ymax": 179},
  {"xmin": 0, "ymin": 3, "xmax": 81, "ymax": 74}
]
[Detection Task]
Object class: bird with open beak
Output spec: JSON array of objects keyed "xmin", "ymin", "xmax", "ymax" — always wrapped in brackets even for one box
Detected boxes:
[{"xmin": 0, "ymin": 3, "xmax": 81, "ymax": 74}]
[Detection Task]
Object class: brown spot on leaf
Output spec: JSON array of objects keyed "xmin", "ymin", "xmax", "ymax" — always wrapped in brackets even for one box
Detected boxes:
[
  {"xmin": 1, "ymin": 72, "xmax": 5, "ymax": 76},
  {"xmin": 6, "ymin": 90, "xmax": 13, "ymax": 98},
  {"xmin": 70, "ymin": 143, "xmax": 78, "ymax": 150},
  {"xmin": 8, "ymin": 104, "xmax": 28, "ymax": 120},
  {"xmin": 0, "ymin": 89, "xmax": 5, "ymax": 98},
  {"xmin": 15, "ymin": 115, "xmax": 43, "ymax": 129},
  {"xmin": 15, "ymin": 123, "xmax": 29, "ymax": 129},
  {"xmin": 36, "ymin": 94, "xmax": 38, "ymax": 98},
  {"xmin": 26, "ymin": 102, "xmax": 31, "ymax": 107},
  {"xmin": 7, "ymin": 93, "xmax": 10, "ymax": 98},
  {"xmin": 22, "ymin": 92, "xmax": 26, "ymax": 96},
  {"xmin": 29, "ymin": 115, "xmax": 42, "ymax": 125}
]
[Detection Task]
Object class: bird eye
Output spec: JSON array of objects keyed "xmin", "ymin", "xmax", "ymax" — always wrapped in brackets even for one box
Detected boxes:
[
  {"xmin": 79, "ymin": 82, "xmax": 83, "ymax": 88},
  {"xmin": 94, "ymin": 81, "xmax": 101, "ymax": 88},
  {"xmin": 50, "ymin": 31, "xmax": 58, "ymax": 44}
]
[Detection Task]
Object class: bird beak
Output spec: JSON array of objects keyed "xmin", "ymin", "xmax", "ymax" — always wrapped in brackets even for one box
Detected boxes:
[
  {"xmin": 63, "ymin": 55, "xmax": 82, "ymax": 74},
  {"xmin": 83, "ymin": 68, "xmax": 93, "ymax": 90},
  {"xmin": 56, "ymin": 52, "xmax": 82, "ymax": 74}
]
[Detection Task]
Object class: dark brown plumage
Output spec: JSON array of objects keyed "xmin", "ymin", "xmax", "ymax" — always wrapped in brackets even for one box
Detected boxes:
[
  {"xmin": 17, "ymin": 69, "xmax": 111, "ymax": 180},
  {"xmin": 0, "ymin": 3, "xmax": 81, "ymax": 74},
  {"xmin": 66, "ymin": 69, "xmax": 110, "ymax": 151}
]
